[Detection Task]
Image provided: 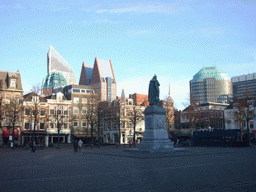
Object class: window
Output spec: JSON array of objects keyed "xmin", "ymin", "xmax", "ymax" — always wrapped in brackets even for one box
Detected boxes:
[
  {"xmin": 5, "ymin": 94, "xmax": 10, "ymax": 104},
  {"xmin": 62, "ymin": 123, "xmax": 67, "ymax": 129},
  {"xmin": 40, "ymin": 123, "xmax": 45, "ymax": 130},
  {"xmin": 129, "ymin": 110, "xmax": 133, "ymax": 116},
  {"xmin": 73, "ymin": 89, "xmax": 80, "ymax": 93},
  {"xmin": 10, "ymin": 80, "xmax": 16, "ymax": 88},
  {"xmin": 121, "ymin": 109, "xmax": 125, "ymax": 116},
  {"xmin": 73, "ymin": 97, "xmax": 79, "ymax": 103},
  {"xmin": 128, "ymin": 121, "xmax": 133, "ymax": 128},
  {"xmin": 57, "ymin": 110, "xmax": 62, "ymax": 115},
  {"xmin": 40, "ymin": 109, "xmax": 45, "ymax": 116},
  {"xmin": 82, "ymin": 120, "xmax": 87, "ymax": 128},
  {"xmin": 121, "ymin": 121, "xmax": 125, "ymax": 128},
  {"xmin": 50, "ymin": 123, "xmax": 54, "ymax": 129},
  {"xmin": 81, "ymin": 90, "xmax": 85, "ymax": 93},
  {"xmin": 25, "ymin": 123, "xmax": 30, "ymax": 130},
  {"xmin": 50, "ymin": 109, "xmax": 54, "ymax": 115},
  {"xmin": 64, "ymin": 110, "xmax": 68, "ymax": 116},
  {"xmin": 82, "ymin": 98, "xmax": 87, "ymax": 104},
  {"xmin": 25, "ymin": 109, "xmax": 30, "ymax": 116},
  {"xmin": 73, "ymin": 121, "xmax": 79, "ymax": 127},
  {"xmin": 14, "ymin": 95, "xmax": 19, "ymax": 104},
  {"xmin": 73, "ymin": 107, "xmax": 79, "ymax": 115},
  {"xmin": 82, "ymin": 107, "xmax": 87, "ymax": 115}
]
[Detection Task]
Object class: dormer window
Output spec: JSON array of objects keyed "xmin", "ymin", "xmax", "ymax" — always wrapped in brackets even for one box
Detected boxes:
[{"xmin": 10, "ymin": 80, "xmax": 16, "ymax": 88}]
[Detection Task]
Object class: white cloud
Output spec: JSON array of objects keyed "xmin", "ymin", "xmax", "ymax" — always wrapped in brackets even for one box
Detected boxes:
[{"xmin": 96, "ymin": 3, "xmax": 190, "ymax": 14}]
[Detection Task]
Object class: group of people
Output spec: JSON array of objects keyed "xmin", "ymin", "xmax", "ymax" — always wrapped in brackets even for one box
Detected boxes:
[{"xmin": 73, "ymin": 139, "xmax": 83, "ymax": 152}]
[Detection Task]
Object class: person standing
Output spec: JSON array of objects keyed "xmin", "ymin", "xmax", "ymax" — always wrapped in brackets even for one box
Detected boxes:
[
  {"xmin": 32, "ymin": 140, "xmax": 36, "ymax": 153},
  {"xmin": 78, "ymin": 139, "xmax": 83, "ymax": 152},
  {"xmin": 73, "ymin": 139, "xmax": 78, "ymax": 153}
]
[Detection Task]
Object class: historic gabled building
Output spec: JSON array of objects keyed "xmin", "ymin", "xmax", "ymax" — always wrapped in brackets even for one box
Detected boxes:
[
  {"xmin": 22, "ymin": 92, "xmax": 48, "ymax": 145},
  {"xmin": 0, "ymin": 70, "xmax": 23, "ymax": 145},
  {"xmin": 99, "ymin": 90, "xmax": 146, "ymax": 144},
  {"xmin": 44, "ymin": 92, "xmax": 72, "ymax": 146}
]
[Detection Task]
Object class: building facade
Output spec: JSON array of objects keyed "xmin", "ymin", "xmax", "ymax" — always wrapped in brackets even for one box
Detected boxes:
[
  {"xmin": 59, "ymin": 85, "xmax": 98, "ymax": 143},
  {"xmin": 47, "ymin": 45, "xmax": 77, "ymax": 85},
  {"xmin": 79, "ymin": 57, "xmax": 117, "ymax": 101},
  {"xmin": 232, "ymin": 73, "xmax": 256, "ymax": 101},
  {"xmin": 44, "ymin": 92, "xmax": 72, "ymax": 146},
  {"xmin": 99, "ymin": 90, "xmax": 146, "ymax": 144},
  {"xmin": 180, "ymin": 102, "xmax": 228, "ymax": 130},
  {"xmin": 190, "ymin": 67, "xmax": 232, "ymax": 105},
  {"xmin": 22, "ymin": 92, "xmax": 48, "ymax": 145},
  {"xmin": 0, "ymin": 70, "xmax": 23, "ymax": 145},
  {"xmin": 42, "ymin": 72, "xmax": 67, "ymax": 96}
]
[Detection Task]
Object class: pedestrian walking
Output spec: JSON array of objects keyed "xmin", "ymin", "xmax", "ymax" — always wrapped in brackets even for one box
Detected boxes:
[
  {"xmin": 32, "ymin": 140, "xmax": 36, "ymax": 153},
  {"xmin": 11, "ymin": 141, "xmax": 14, "ymax": 150},
  {"xmin": 73, "ymin": 139, "xmax": 78, "ymax": 153},
  {"xmin": 78, "ymin": 139, "xmax": 83, "ymax": 152}
]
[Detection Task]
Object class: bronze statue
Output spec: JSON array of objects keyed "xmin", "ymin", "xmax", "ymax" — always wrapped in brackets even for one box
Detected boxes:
[{"xmin": 148, "ymin": 75, "xmax": 160, "ymax": 105}]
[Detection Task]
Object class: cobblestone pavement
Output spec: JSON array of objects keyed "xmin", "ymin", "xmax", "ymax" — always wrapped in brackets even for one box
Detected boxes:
[{"xmin": 1, "ymin": 145, "xmax": 256, "ymax": 192}]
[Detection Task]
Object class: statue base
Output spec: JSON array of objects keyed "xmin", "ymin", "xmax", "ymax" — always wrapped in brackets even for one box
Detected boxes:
[{"xmin": 137, "ymin": 105, "xmax": 174, "ymax": 153}]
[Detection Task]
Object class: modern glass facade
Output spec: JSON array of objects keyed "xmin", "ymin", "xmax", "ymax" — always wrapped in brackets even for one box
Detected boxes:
[
  {"xmin": 47, "ymin": 46, "xmax": 77, "ymax": 86},
  {"xmin": 232, "ymin": 73, "xmax": 256, "ymax": 101},
  {"xmin": 190, "ymin": 67, "xmax": 232, "ymax": 105}
]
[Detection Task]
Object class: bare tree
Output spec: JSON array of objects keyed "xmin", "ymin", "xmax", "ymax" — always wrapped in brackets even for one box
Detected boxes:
[
  {"xmin": 30, "ymin": 83, "xmax": 42, "ymax": 95},
  {"xmin": 1, "ymin": 95, "xmax": 23, "ymax": 148},
  {"xmin": 234, "ymin": 98, "xmax": 256, "ymax": 145},
  {"xmin": 182, "ymin": 93, "xmax": 200, "ymax": 130},
  {"xmin": 160, "ymin": 96, "xmax": 174, "ymax": 132},
  {"xmin": 83, "ymin": 90, "xmax": 99, "ymax": 147},
  {"xmin": 49, "ymin": 105, "xmax": 67, "ymax": 149},
  {"xmin": 129, "ymin": 105, "xmax": 145, "ymax": 145}
]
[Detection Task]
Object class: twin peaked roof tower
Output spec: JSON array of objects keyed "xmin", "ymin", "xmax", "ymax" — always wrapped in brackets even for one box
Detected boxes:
[
  {"xmin": 45, "ymin": 45, "xmax": 116, "ymax": 101},
  {"xmin": 79, "ymin": 57, "xmax": 117, "ymax": 101}
]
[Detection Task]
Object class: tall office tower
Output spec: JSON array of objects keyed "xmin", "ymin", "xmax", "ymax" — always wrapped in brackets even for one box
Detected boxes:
[
  {"xmin": 42, "ymin": 72, "xmax": 67, "ymax": 96},
  {"xmin": 47, "ymin": 46, "xmax": 77, "ymax": 85},
  {"xmin": 90, "ymin": 57, "xmax": 117, "ymax": 101},
  {"xmin": 232, "ymin": 73, "xmax": 256, "ymax": 101},
  {"xmin": 79, "ymin": 62, "xmax": 93, "ymax": 85},
  {"xmin": 190, "ymin": 66, "xmax": 232, "ymax": 105}
]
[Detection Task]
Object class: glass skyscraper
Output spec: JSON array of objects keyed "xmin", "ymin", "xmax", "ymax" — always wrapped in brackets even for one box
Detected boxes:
[
  {"xmin": 47, "ymin": 46, "xmax": 77, "ymax": 86},
  {"xmin": 190, "ymin": 67, "xmax": 232, "ymax": 105}
]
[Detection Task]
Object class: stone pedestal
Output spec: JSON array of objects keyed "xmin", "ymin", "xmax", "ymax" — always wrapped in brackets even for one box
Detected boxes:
[{"xmin": 138, "ymin": 105, "xmax": 174, "ymax": 153}]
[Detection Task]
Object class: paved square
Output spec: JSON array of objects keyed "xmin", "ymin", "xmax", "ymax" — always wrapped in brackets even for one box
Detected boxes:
[{"xmin": 1, "ymin": 146, "xmax": 256, "ymax": 192}]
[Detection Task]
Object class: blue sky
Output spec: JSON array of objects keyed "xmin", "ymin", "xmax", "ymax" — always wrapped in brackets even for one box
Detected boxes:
[{"xmin": 1, "ymin": 0, "xmax": 256, "ymax": 110}]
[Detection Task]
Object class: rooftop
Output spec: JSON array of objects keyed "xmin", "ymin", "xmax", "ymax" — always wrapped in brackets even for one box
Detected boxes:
[{"xmin": 191, "ymin": 66, "xmax": 230, "ymax": 82}]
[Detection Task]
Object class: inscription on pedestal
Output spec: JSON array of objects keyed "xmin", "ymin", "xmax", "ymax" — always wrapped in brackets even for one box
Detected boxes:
[{"xmin": 155, "ymin": 117, "xmax": 165, "ymax": 129}]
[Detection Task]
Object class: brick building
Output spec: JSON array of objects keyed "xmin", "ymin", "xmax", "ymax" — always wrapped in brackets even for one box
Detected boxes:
[{"xmin": 0, "ymin": 70, "xmax": 23, "ymax": 145}]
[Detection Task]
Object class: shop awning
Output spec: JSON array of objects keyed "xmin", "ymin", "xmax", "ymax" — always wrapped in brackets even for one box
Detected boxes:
[
  {"xmin": 73, "ymin": 134, "xmax": 97, "ymax": 138},
  {"xmin": 2, "ymin": 130, "xmax": 10, "ymax": 137}
]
